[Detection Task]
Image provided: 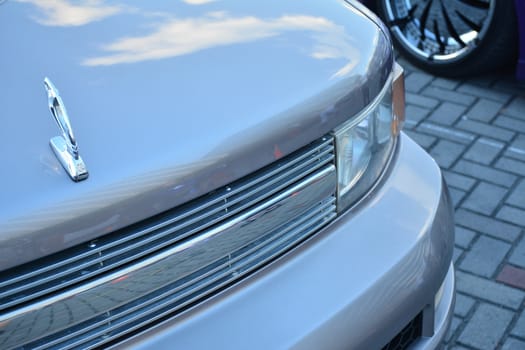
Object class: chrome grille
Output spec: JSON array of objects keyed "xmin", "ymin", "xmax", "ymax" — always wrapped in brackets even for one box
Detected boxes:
[
  {"xmin": 0, "ymin": 136, "xmax": 337, "ymax": 349},
  {"xmin": 32, "ymin": 199, "xmax": 336, "ymax": 350}
]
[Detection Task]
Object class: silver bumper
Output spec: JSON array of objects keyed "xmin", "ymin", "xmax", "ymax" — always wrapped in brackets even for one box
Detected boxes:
[{"xmin": 117, "ymin": 133, "xmax": 455, "ymax": 350}]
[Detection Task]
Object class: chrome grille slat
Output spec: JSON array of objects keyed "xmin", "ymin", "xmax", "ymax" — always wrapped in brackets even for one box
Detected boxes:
[
  {"xmin": 36, "ymin": 199, "xmax": 337, "ymax": 350},
  {"xmin": 35, "ymin": 206, "xmax": 323, "ymax": 350},
  {"xmin": 1, "ymin": 136, "xmax": 337, "ymax": 350},
  {"xmin": 100, "ymin": 211, "xmax": 335, "ymax": 349},
  {"xmin": 0, "ymin": 140, "xmax": 333, "ymax": 307},
  {"xmin": 33, "ymin": 193, "xmax": 336, "ymax": 350}
]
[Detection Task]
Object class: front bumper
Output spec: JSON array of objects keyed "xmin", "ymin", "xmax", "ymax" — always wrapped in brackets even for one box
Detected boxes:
[{"xmin": 118, "ymin": 133, "xmax": 455, "ymax": 350}]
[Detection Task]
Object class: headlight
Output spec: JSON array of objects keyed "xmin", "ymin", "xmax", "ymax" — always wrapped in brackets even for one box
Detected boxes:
[{"xmin": 334, "ymin": 63, "xmax": 405, "ymax": 212}]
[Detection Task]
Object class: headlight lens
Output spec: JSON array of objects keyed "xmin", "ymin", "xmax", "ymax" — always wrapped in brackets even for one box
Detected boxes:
[{"xmin": 334, "ymin": 63, "xmax": 404, "ymax": 212}]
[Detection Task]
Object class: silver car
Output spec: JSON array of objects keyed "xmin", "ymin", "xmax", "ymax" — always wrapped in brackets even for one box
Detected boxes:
[{"xmin": 0, "ymin": 0, "xmax": 454, "ymax": 349}]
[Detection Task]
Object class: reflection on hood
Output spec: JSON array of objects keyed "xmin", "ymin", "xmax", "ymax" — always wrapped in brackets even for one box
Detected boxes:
[
  {"xmin": 16, "ymin": 0, "xmax": 371, "ymax": 78},
  {"xmin": 82, "ymin": 11, "xmax": 362, "ymax": 79},
  {"xmin": 16, "ymin": 0, "xmax": 123, "ymax": 26},
  {"xmin": 182, "ymin": 0, "xmax": 217, "ymax": 4}
]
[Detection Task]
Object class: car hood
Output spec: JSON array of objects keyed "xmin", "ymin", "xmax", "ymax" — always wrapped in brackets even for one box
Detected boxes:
[{"xmin": 0, "ymin": 0, "xmax": 392, "ymax": 269}]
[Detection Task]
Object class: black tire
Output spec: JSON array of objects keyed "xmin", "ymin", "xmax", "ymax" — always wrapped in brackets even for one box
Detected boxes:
[{"xmin": 375, "ymin": 0, "xmax": 518, "ymax": 77}]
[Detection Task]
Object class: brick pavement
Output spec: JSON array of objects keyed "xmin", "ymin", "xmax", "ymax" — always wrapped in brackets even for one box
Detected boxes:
[{"xmin": 398, "ymin": 56, "xmax": 525, "ymax": 350}]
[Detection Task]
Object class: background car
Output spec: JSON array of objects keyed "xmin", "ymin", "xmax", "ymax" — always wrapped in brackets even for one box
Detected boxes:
[{"xmin": 362, "ymin": 0, "xmax": 525, "ymax": 79}]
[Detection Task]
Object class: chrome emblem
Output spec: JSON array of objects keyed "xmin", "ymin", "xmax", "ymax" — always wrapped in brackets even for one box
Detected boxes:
[{"xmin": 44, "ymin": 77, "xmax": 88, "ymax": 182}]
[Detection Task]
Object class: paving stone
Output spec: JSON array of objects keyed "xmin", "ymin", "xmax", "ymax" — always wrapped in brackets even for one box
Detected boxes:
[
  {"xmin": 453, "ymin": 160, "xmax": 517, "ymax": 188},
  {"xmin": 509, "ymin": 237, "xmax": 525, "ymax": 269},
  {"xmin": 404, "ymin": 130, "xmax": 436, "ymax": 150},
  {"xmin": 401, "ymin": 47, "xmax": 523, "ymax": 350},
  {"xmin": 449, "ymin": 188, "xmax": 466, "ymax": 209},
  {"xmin": 432, "ymin": 77, "xmax": 460, "ymax": 90},
  {"xmin": 511, "ymin": 309, "xmax": 525, "ymax": 338},
  {"xmin": 459, "ymin": 235, "xmax": 510, "ymax": 277},
  {"xmin": 455, "ymin": 209, "xmax": 521, "ymax": 242},
  {"xmin": 497, "ymin": 265, "xmax": 525, "ymax": 291},
  {"xmin": 505, "ymin": 148, "xmax": 525, "ymax": 162},
  {"xmin": 501, "ymin": 337, "xmax": 525, "ymax": 350},
  {"xmin": 495, "ymin": 157, "xmax": 525, "ymax": 176},
  {"xmin": 454, "ymin": 226, "xmax": 476, "ymax": 249},
  {"xmin": 505, "ymin": 134, "xmax": 525, "ymax": 161},
  {"xmin": 453, "ymin": 247, "xmax": 464, "ymax": 264},
  {"xmin": 463, "ymin": 138, "xmax": 504, "ymax": 165},
  {"xmin": 405, "ymin": 71, "xmax": 433, "ymax": 93},
  {"xmin": 422, "ymin": 86, "xmax": 477, "ymax": 106},
  {"xmin": 511, "ymin": 134, "xmax": 525, "ymax": 149},
  {"xmin": 461, "ymin": 182, "xmax": 507, "ymax": 216},
  {"xmin": 492, "ymin": 77, "xmax": 525, "ymax": 95},
  {"xmin": 507, "ymin": 179, "xmax": 525, "ymax": 209},
  {"xmin": 494, "ymin": 115, "xmax": 525, "ymax": 133},
  {"xmin": 445, "ymin": 317, "xmax": 462, "ymax": 342},
  {"xmin": 428, "ymin": 102, "xmax": 467, "ymax": 126},
  {"xmin": 430, "ymin": 140, "xmax": 465, "ymax": 169},
  {"xmin": 454, "ymin": 293, "xmax": 476, "ymax": 317},
  {"xmin": 443, "ymin": 171, "xmax": 477, "ymax": 191},
  {"xmin": 402, "ymin": 120, "xmax": 417, "ymax": 131},
  {"xmin": 456, "ymin": 271, "xmax": 525, "ymax": 309},
  {"xmin": 467, "ymin": 75, "xmax": 498, "ymax": 87},
  {"xmin": 456, "ymin": 118, "xmax": 515, "ymax": 142},
  {"xmin": 406, "ymin": 104, "xmax": 431, "ymax": 124},
  {"xmin": 497, "ymin": 206, "xmax": 525, "ymax": 227},
  {"xmin": 502, "ymin": 97, "xmax": 525, "ymax": 119},
  {"xmin": 457, "ymin": 83, "xmax": 511, "ymax": 103},
  {"xmin": 406, "ymin": 92, "xmax": 440, "ymax": 109},
  {"xmin": 465, "ymin": 99, "xmax": 504, "ymax": 123},
  {"xmin": 418, "ymin": 122, "xmax": 475, "ymax": 145},
  {"xmin": 403, "ymin": 120, "xmax": 417, "ymax": 130},
  {"xmin": 458, "ymin": 303, "xmax": 514, "ymax": 349},
  {"xmin": 396, "ymin": 56, "xmax": 419, "ymax": 73}
]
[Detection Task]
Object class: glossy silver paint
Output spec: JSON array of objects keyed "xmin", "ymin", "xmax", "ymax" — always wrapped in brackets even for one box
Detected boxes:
[
  {"xmin": 0, "ymin": 0, "xmax": 392, "ymax": 269},
  {"xmin": 44, "ymin": 77, "xmax": 89, "ymax": 182}
]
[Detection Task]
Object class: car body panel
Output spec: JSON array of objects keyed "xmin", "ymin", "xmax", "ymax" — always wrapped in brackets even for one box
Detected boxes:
[{"xmin": 0, "ymin": 0, "xmax": 392, "ymax": 269}]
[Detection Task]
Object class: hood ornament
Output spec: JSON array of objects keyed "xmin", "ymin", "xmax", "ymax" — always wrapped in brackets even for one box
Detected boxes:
[{"xmin": 44, "ymin": 77, "xmax": 88, "ymax": 182}]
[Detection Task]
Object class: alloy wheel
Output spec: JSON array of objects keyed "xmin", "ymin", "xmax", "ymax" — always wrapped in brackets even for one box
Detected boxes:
[{"xmin": 381, "ymin": 0, "xmax": 495, "ymax": 63}]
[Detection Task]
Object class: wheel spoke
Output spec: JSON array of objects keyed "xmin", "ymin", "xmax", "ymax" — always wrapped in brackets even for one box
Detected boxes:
[
  {"xmin": 419, "ymin": 0, "xmax": 433, "ymax": 40},
  {"xmin": 388, "ymin": 16, "xmax": 410, "ymax": 28},
  {"xmin": 441, "ymin": 0, "xmax": 466, "ymax": 47},
  {"xmin": 388, "ymin": 4, "xmax": 418, "ymax": 29},
  {"xmin": 409, "ymin": 4, "xmax": 419, "ymax": 17},
  {"xmin": 456, "ymin": 0, "xmax": 490, "ymax": 10},
  {"xmin": 455, "ymin": 10, "xmax": 482, "ymax": 32},
  {"xmin": 433, "ymin": 19, "xmax": 446, "ymax": 54}
]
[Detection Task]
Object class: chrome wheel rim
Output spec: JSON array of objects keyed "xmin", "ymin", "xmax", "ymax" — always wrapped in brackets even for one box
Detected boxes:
[{"xmin": 383, "ymin": 0, "xmax": 495, "ymax": 63}]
